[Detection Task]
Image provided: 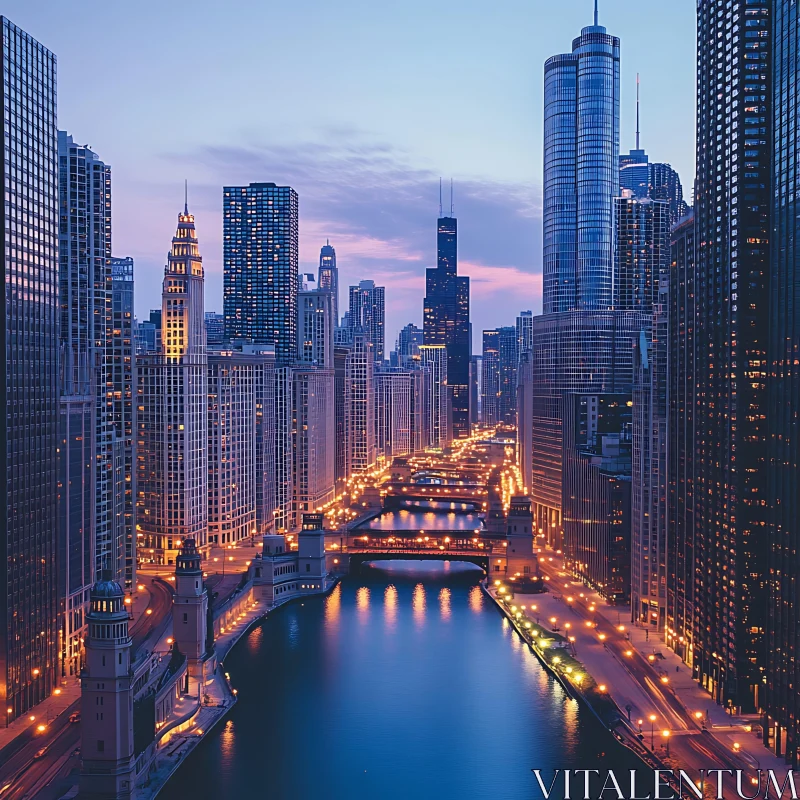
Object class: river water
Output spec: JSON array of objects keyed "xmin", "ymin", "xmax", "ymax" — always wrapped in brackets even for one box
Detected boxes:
[{"xmin": 160, "ymin": 559, "xmax": 643, "ymax": 800}]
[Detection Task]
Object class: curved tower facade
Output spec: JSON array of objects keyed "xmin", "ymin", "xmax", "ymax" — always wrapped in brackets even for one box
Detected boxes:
[{"xmin": 543, "ymin": 11, "xmax": 620, "ymax": 313}]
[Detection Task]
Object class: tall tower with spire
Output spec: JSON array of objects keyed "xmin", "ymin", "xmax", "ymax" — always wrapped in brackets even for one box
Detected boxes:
[
  {"xmin": 137, "ymin": 206, "xmax": 209, "ymax": 564},
  {"xmin": 542, "ymin": 2, "xmax": 620, "ymax": 313}
]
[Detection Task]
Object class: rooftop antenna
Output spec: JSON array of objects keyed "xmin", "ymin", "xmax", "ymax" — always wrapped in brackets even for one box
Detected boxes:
[
  {"xmin": 594, "ymin": 0, "xmax": 599, "ymax": 26},
  {"xmin": 184, "ymin": 179, "xmax": 188, "ymax": 215},
  {"xmin": 439, "ymin": 178, "xmax": 443, "ymax": 218},
  {"xmin": 636, "ymin": 73, "xmax": 641, "ymax": 150},
  {"xmin": 450, "ymin": 178, "xmax": 454, "ymax": 216}
]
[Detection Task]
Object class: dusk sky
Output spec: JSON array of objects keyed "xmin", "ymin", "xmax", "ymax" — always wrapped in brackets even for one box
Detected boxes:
[{"xmin": 7, "ymin": 0, "xmax": 696, "ymax": 350}]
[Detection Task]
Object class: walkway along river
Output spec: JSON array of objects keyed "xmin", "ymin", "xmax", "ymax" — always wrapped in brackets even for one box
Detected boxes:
[{"xmin": 159, "ymin": 556, "xmax": 646, "ymax": 800}]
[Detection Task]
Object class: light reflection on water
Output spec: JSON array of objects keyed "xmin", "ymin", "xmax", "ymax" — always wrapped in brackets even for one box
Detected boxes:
[
  {"xmin": 412, "ymin": 582, "xmax": 426, "ymax": 626},
  {"xmin": 439, "ymin": 587, "xmax": 451, "ymax": 620},
  {"xmin": 363, "ymin": 508, "xmax": 483, "ymax": 532},
  {"xmin": 384, "ymin": 584, "xmax": 398, "ymax": 628}
]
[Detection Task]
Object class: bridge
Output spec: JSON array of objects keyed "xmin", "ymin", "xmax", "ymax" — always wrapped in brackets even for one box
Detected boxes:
[
  {"xmin": 381, "ymin": 481, "xmax": 487, "ymax": 510},
  {"xmin": 321, "ymin": 529, "xmax": 520, "ymax": 578}
]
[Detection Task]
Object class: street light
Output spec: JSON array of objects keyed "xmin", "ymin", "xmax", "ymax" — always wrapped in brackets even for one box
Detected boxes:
[
  {"xmin": 662, "ymin": 730, "xmax": 670, "ymax": 757},
  {"xmin": 649, "ymin": 714, "xmax": 657, "ymax": 749}
]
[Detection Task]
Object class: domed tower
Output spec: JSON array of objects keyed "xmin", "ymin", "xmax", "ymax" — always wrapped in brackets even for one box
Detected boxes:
[
  {"xmin": 79, "ymin": 571, "xmax": 135, "ymax": 800},
  {"xmin": 172, "ymin": 538, "xmax": 210, "ymax": 679}
]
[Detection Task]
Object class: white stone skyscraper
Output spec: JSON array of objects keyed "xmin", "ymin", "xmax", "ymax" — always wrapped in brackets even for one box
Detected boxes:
[{"xmin": 137, "ymin": 205, "xmax": 208, "ymax": 564}]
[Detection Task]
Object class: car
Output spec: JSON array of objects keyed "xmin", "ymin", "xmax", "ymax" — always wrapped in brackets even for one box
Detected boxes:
[
  {"xmin": 34, "ymin": 747, "xmax": 48, "ymax": 760},
  {"xmin": 69, "ymin": 712, "xmax": 80, "ymax": 724}
]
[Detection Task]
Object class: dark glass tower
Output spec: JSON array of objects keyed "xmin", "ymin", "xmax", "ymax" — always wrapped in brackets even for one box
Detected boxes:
[
  {"xmin": 318, "ymin": 240, "xmax": 338, "ymax": 325},
  {"xmin": 683, "ymin": 0, "xmax": 771, "ymax": 714},
  {"xmin": 497, "ymin": 326, "xmax": 518, "ymax": 424},
  {"xmin": 666, "ymin": 211, "xmax": 695, "ymax": 667},
  {"xmin": 223, "ymin": 182, "xmax": 299, "ymax": 365},
  {"xmin": 766, "ymin": 0, "xmax": 800, "ymax": 764},
  {"xmin": 0, "ymin": 17, "xmax": 59, "ymax": 717},
  {"xmin": 423, "ymin": 202, "xmax": 471, "ymax": 438}
]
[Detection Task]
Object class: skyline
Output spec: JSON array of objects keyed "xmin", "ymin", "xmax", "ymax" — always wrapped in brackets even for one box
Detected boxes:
[{"xmin": 2, "ymin": 0, "xmax": 695, "ymax": 350}]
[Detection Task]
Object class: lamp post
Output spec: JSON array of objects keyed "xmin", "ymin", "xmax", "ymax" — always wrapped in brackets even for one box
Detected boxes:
[
  {"xmin": 6, "ymin": 707, "xmax": 11, "ymax": 728},
  {"xmin": 649, "ymin": 714, "xmax": 657, "ymax": 749},
  {"xmin": 662, "ymin": 730, "xmax": 670, "ymax": 757}
]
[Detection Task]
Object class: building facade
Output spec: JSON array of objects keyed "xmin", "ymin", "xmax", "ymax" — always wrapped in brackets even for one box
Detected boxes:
[
  {"xmin": 110, "ymin": 257, "xmax": 136, "ymax": 590},
  {"xmin": 374, "ymin": 369, "xmax": 412, "ymax": 460},
  {"xmin": 419, "ymin": 344, "xmax": 449, "ymax": 447},
  {"xmin": 498, "ymin": 326, "xmax": 518, "ymax": 424},
  {"xmin": 223, "ymin": 183, "xmax": 298, "ymax": 365},
  {"xmin": 207, "ymin": 351, "xmax": 257, "ymax": 546},
  {"xmin": 766, "ymin": 0, "xmax": 800, "ymax": 762},
  {"xmin": 137, "ymin": 208, "xmax": 208, "ymax": 564},
  {"xmin": 345, "ymin": 333, "xmax": 376, "ymax": 472},
  {"xmin": 298, "ymin": 289, "xmax": 334, "ymax": 367},
  {"xmin": 682, "ymin": 0, "xmax": 770, "ymax": 714},
  {"xmin": 347, "ymin": 280, "xmax": 385, "ymax": 363},
  {"xmin": 0, "ymin": 17, "xmax": 60, "ymax": 716},
  {"xmin": 481, "ymin": 331, "xmax": 500, "ymax": 426},
  {"xmin": 562, "ymin": 393, "xmax": 632, "ymax": 603}
]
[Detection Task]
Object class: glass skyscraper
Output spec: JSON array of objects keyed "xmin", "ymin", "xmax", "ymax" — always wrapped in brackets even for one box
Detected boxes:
[
  {"xmin": 347, "ymin": 279, "xmax": 385, "ymax": 363},
  {"xmin": 223, "ymin": 182, "xmax": 299, "ymax": 365},
  {"xmin": 767, "ymin": 0, "xmax": 800, "ymax": 764},
  {"xmin": 543, "ymin": 7, "xmax": 620, "ymax": 313},
  {"xmin": 423, "ymin": 211, "xmax": 471, "ymax": 438},
  {"xmin": 0, "ymin": 17, "xmax": 59, "ymax": 717}
]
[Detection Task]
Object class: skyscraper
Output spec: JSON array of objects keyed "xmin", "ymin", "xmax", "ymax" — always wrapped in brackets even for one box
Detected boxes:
[
  {"xmin": 498, "ymin": 326, "xmax": 518, "ymax": 424},
  {"xmin": 137, "ymin": 206, "xmax": 208, "ymax": 564},
  {"xmin": 318, "ymin": 240, "xmax": 339, "ymax": 325},
  {"xmin": 516, "ymin": 311, "xmax": 533, "ymax": 358},
  {"xmin": 419, "ymin": 344, "xmax": 449, "ymax": 447},
  {"xmin": 57, "ymin": 132, "xmax": 113, "ymax": 677},
  {"xmin": 109, "ymin": 257, "xmax": 136, "ymax": 590},
  {"xmin": 394, "ymin": 322, "xmax": 424, "ymax": 366},
  {"xmin": 423, "ymin": 197, "xmax": 471, "ymax": 438},
  {"xmin": 666, "ymin": 211, "xmax": 695, "ymax": 664},
  {"xmin": 346, "ymin": 332, "xmax": 376, "ymax": 472},
  {"xmin": 348, "ymin": 280, "xmax": 385, "ymax": 363},
  {"xmin": 481, "ymin": 331, "xmax": 500, "ymax": 426},
  {"xmin": 223, "ymin": 182, "xmax": 299, "ymax": 365},
  {"xmin": 543, "ymin": 5, "xmax": 620, "ymax": 314},
  {"xmin": 766, "ymin": 0, "xmax": 799, "ymax": 762},
  {"xmin": 297, "ymin": 289, "xmax": 335, "ymax": 368},
  {"xmin": 0, "ymin": 17, "xmax": 59, "ymax": 716},
  {"xmin": 613, "ymin": 196, "xmax": 669, "ymax": 311},
  {"xmin": 207, "ymin": 351, "xmax": 257, "ymax": 546},
  {"xmin": 374, "ymin": 369, "xmax": 412, "ymax": 460},
  {"xmin": 680, "ymin": 0, "xmax": 770, "ymax": 714}
]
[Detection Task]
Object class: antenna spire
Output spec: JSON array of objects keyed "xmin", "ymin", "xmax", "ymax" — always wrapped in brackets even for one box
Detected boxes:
[
  {"xmin": 450, "ymin": 178, "xmax": 454, "ymax": 216},
  {"xmin": 636, "ymin": 74, "xmax": 640, "ymax": 150},
  {"xmin": 184, "ymin": 179, "xmax": 188, "ymax": 215},
  {"xmin": 594, "ymin": 0, "xmax": 599, "ymax": 25},
  {"xmin": 439, "ymin": 178, "xmax": 443, "ymax": 218}
]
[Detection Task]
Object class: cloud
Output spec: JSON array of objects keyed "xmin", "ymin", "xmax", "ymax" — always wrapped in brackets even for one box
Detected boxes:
[{"xmin": 122, "ymin": 129, "xmax": 543, "ymax": 349}]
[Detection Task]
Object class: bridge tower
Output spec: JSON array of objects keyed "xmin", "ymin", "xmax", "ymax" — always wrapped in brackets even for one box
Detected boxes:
[
  {"xmin": 79, "ymin": 571, "xmax": 135, "ymax": 800},
  {"xmin": 173, "ymin": 537, "xmax": 211, "ymax": 680},
  {"xmin": 506, "ymin": 495, "xmax": 539, "ymax": 581},
  {"xmin": 299, "ymin": 513, "xmax": 327, "ymax": 584}
]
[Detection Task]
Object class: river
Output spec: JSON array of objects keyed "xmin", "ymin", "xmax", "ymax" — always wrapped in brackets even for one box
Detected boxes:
[{"xmin": 160, "ymin": 559, "xmax": 643, "ymax": 800}]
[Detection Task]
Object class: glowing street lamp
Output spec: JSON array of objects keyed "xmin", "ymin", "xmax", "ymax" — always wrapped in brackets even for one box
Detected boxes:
[
  {"xmin": 662, "ymin": 730, "xmax": 670, "ymax": 756},
  {"xmin": 649, "ymin": 714, "xmax": 657, "ymax": 749}
]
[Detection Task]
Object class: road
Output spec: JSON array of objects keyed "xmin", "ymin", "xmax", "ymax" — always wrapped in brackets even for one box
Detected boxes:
[
  {"xmin": 534, "ymin": 555, "xmax": 768, "ymax": 785},
  {"xmin": 0, "ymin": 575, "xmax": 174, "ymax": 800}
]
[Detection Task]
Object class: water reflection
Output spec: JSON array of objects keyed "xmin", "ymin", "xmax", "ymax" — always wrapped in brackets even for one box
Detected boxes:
[
  {"xmin": 356, "ymin": 586, "xmax": 370, "ymax": 620},
  {"xmin": 363, "ymin": 508, "xmax": 483, "ymax": 532},
  {"xmin": 439, "ymin": 587, "xmax": 452, "ymax": 620},
  {"xmin": 468, "ymin": 585, "xmax": 484, "ymax": 614},
  {"xmin": 384, "ymin": 584, "xmax": 398, "ymax": 628},
  {"xmin": 412, "ymin": 583, "xmax": 426, "ymax": 627}
]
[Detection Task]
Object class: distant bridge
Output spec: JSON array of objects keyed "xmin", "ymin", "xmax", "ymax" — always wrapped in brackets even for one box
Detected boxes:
[{"xmin": 382, "ymin": 482, "xmax": 487, "ymax": 509}]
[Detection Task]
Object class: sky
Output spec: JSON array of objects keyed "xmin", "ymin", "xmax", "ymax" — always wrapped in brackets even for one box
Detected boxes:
[{"xmin": 5, "ymin": 0, "xmax": 696, "ymax": 352}]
